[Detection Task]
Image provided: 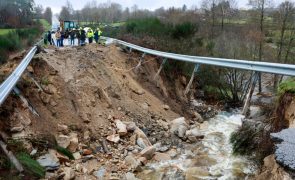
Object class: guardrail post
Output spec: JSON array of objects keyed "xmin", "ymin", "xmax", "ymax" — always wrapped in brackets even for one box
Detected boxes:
[
  {"xmin": 184, "ymin": 64, "xmax": 200, "ymax": 95},
  {"xmin": 154, "ymin": 58, "xmax": 167, "ymax": 81},
  {"xmin": 242, "ymin": 71, "xmax": 259, "ymax": 115},
  {"xmin": 135, "ymin": 53, "xmax": 146, "ymax": 71},
  {"xmin": 13, "ymin": 87, "xmax": 39, "ymax": 116}
]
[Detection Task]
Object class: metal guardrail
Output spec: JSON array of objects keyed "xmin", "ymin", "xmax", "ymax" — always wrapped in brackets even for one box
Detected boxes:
[
  {"xmin": 0, "ymin": 41, "xmax": 41, "ymax": 106},
  {"xmin": 104, "ymin": 37, "xmax": 295, "ymax": 76}
]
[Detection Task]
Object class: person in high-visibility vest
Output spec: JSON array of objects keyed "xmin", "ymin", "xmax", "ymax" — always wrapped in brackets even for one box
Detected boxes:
[
  {"xmin": 87, "ymin": 29, "xmax": 94, "ymax": 44},
  {"xmin": 94, "ymin": 28, "xmax": 102, "ymax": 43}
]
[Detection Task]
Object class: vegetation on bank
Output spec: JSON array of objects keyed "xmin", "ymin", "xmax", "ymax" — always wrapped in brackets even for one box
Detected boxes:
[
  {"xmin": 0, "ymin": 26, "xmax": 43, "ymax": 64},
  {"xmin": 278, "ymin": 78, "xmax": 295, "ymax": 95}
]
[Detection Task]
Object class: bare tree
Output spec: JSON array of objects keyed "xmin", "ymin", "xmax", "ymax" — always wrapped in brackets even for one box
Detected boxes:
[
  {"xmin": 34, "ymin": 4, "xmax": 44, "ymax": 19},
  {"xmin": 202, "ymin": 0, "xmax": 218, "ymax": 39},
  {"xmin": 43, "ymin": 7, "xmax": 52, "ymax": 25},
  {"xmin": 248, "ymin": 0, "xmax": 273, "ymax": 93}
]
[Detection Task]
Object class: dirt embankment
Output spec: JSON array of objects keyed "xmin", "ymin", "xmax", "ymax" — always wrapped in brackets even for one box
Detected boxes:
[{"xmin": 0, "ymin": 43, "xmax": 202, "ymax": 179}]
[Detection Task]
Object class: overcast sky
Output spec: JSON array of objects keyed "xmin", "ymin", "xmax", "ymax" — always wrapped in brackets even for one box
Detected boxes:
[{"xmin": 35, "ymin": 0, "xmax": 288, "ymax": 14}]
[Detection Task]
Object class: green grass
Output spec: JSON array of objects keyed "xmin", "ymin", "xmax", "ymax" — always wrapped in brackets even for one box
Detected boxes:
[
  {"xmin": 0, "ymin": 29, "xmax": 14, "ymax": 35},
  {"xmin": 278, "ymin": 78, "xmax": 295, "ymax": 95}
]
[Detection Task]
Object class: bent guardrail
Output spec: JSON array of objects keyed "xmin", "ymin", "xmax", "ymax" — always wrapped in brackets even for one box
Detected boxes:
[
  {"xmin": 0, "ymin": 41, "xmax": 41, "ymax": 106},
  {"xmin": 110, "ymin": 38, "xmax": 295, "ymax": 76}
]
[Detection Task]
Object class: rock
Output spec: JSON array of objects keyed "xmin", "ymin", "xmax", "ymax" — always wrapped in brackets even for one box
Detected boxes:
[
  {"xmin": 84, "ymin": 159, "xmax": 99, "ymax": 172},
  {"xmin": 115, "ymin": 119, "xmax": 128, "ymax": 136},
  {"xmin": 167, "ymin": 149, "xmax": 178, "ymax": 158},
  {"xmin": 271, "ymin": 128, "xmax": 295, "ymax": 170},
  {"xmin": 185, "ymin": 167, "xmax": 210, "ymax": 180},
  {"xmin": 30, "ymin": 149, "xmax": 37, "ymax": 156},
  {"xmin": 192, "ymin": 112, "xmax": 204, "ymax": 123},
  {"xmin": 44, "ymin": 84, "xmax": 57, "ymax": 95},
  {"xmin": 141, "ymin": 103, "xmax": 149, "ymax": 110},
  {"xmin": 124, "ymin": 172, "xmax": 139, "ymax": 180},
  {"xmin": 138, "ymin": 156, "xmax": 148, "ymax": 165},
  {"xmin": 185, "ymin": 128, "xmax": 204, "ymax": 138},
  {"xmin": 134, "ymin": 127, "xmax": 152, "ymax": 147},
  {"xmin": 163, "ymin": 105, "xmax": 170, "ymax": 111},
  {"xmin": 93, "ymin": 166, "xmax": 107, "ymax": 179},
  {"xmin": 83, "ymin": 149, "xmax": 92, "ymax": 156},
  {"xmin": 107, "ymin": 134, "xmax": 120, "ymax": 143},
  {"xmin": 10, "ymin": 125, "xmax": 24, "ymax": 132},
  {"xmin": 154, "ymin": 152, "xmax": 171, "ymax": 162},
  {"xmin": 83, "ymin": 130, "xmax": 90, "ymax": 141},
  {"xmin": 40, "ymin": 92, "xmax": 51, "ymax": 104},
  {"xmin": 58, "ymin": 124, "xmax": 69, "ymax": 134},
  {"xmin": 56, "ymin": 135, "xmax": 71, "ymax": 148},
  {"xmin": 131, "ymin": 87, "xmax": 145, "ymax": 95},
  {"xmin": 27, "ymin": 66, "xmax": 34, "ymax": 73},
  {"xmin": 68, "ymin": 133, "xmax": 79, "ymax": 153},
  {"xmin": 37, "ymin": 152, "xmax": 60, "ymax": 171},
  {"xmin": 73, "ymin": 152, "xmax": 81, "ymax": 160},
  {"xmin": 124, "ymin": 155, "xmax": 142, "ymax": 172},
  {"xmin": 63, "ymin": 167, "xmax": 75, "ymax": 180},
  {"xmin": 125, "ymin": 122, "xmax": 137, "ymax": 132},
  {"xmin": 180, "ymin": 76, "xmax": 187, "ymax": 85},
  {"xmin": 139, "ymin": 146, "xmax": 156, "ymax": 160},
  {"xmin": 137, "ymin": 138, "xmax": 148, "ymax": 149},
  {"xmin": 170, "ymin": 117, "xmax": 189, "ymax": 138}
]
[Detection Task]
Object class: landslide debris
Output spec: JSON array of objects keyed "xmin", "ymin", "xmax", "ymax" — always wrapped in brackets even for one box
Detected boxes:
[{"xmin": 0, "ymin": 44, "xmax": 210, "ymax": 179}]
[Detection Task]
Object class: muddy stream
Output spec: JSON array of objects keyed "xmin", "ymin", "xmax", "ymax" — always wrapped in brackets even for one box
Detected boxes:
[{"xmin": 137, "ymin": 109, "xmax": 257, "ymax": 179}]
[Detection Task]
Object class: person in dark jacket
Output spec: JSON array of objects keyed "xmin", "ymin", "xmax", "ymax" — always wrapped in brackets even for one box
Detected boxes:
[
  {"xmin": 47, "ymin": 31, "xmax": 52, "ymax": 45},
  {"xmin": 80, "ymin": 28, "xmax": 86, "ymax": 46},
  {"xmin": 76, "ymin": 29, "xmax": 81, "ymax": 46},
  {"xmin": 70, "ymin": 29, "xmax": 75, "ymax": 46},
  {"xmin": 60, "ymin": 31, "xmax": 64, "ymax": 47}
]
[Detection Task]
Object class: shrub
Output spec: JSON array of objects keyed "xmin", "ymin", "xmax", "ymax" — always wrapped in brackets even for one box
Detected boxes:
[
  {"xmin": 278, "ymin": 78, "xmax": 295, "ymax": 95},
  {"xmin": 171, "ymin": 22, "xmax": 196, "ymax": 39}
]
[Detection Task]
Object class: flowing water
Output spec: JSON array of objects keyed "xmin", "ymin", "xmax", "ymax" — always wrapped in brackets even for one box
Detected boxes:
[{"xmin": 137, "ymin": 110, "xmax": 257, "ymax": 179}]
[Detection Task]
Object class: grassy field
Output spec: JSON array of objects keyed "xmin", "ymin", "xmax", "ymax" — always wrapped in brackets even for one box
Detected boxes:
[{"xmin": 0, "ymin": 29, "xmax": 14, "ymax": 35}]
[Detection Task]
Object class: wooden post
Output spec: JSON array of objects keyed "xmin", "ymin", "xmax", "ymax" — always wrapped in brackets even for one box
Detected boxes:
[
  {"xmin": 184, "ymin": 64, "xmax": 200, "ymax": 95},
  {"xmin": 26, "ymin": 72, "xmax": 43, "ymax": 92},
  {"xmin": 242, "ymin": 71, "xmax": 259, "ymax": 115},
  {"xmin": 154, "ymin": 58, "xmax": 167, "ymax": 81},
  {"xmin": 0, "ymin": 140, "xmax": 24, "ymax": 173}
]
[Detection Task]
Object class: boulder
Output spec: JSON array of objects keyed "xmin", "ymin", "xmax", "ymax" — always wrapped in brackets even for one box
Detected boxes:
[
  {"xmin": 58, "ymin": 124, "xmax": 69, "ymax": 134},
  {"xmin": 170, "ymin": 117, "xmax": 189, "ymax": 138},
  {"xmin": 124, "ymin": 155, "xmax": 142, "ymax": 172},
  {"xmin": 107, "ymin": 134, "xmax": 120, "ymax": 143},
  {"xmin": 68, "ymin": 133, "xmax": 79, "ymax": 153},
  {"xmin": 139, "ymin": 146, "xmax": 156, "ymax": 160},
  {"xmin": 115, "ymin": 119, "xmax": 128, "ymax": 136},
  {"xmin": 185, "ymin": 128, "xmax": 204, "ymax": 138},
  {"xmin": 154, "ymin": 152, "xmax": 171, "ymax": 162},
  {"xmin": 63, "ymin": 167, "xmax": 75, "ymax": 180},
  {"xmin": 37, "ymin": 152, "xmax": 60, "ymax": 171},
  {"xmin": 185, "ymin": 167, "xmax": 210, "ymax": 180}
]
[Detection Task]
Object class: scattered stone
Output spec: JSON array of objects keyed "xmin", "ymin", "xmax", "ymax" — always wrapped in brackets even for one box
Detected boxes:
[
  {"xmin": 83, "ymin": 130, "xmax": 90, "ymax": 141},
  {"xmin": 115, "ymin": 119, "xmax": 128, "ymax": 136},
  {"xmin": 30, "ymin": 149, "xmax": 37, "ymax": 156},
  {"xmin": 63, "ymin": 167, "xmax": 75, "ymax": 180},
  {"xmin": 37, "ymin": 153, "xmax": 60, "ymax": 171},
  {"xmin": 107, "ymin": 134, "xmax": 120, "ymax": 143},
  {"xmin": 73, "ymin": 152, "xmax": 81, "ymax": 160},
  {"xmin": 137, "ymin": 138, "xmax": 148, "ymax": 149},
  {"xmin": 68, "ymin": 133, "xmax": 79, "ymax": 153},
  {"xmin": 138, "ymin": 157, "xmax": 148, "ymax": 165},
  {"xmin": 192, "ymin": 112, "xmax": 204, "ymax": 123},
  {"xmin": 154, "ymin": 152, "xmax": 171, "ymax": 162},
  {"xmin": 56, "ymin": 135, "xmax": 71, "ymax": 148},
  {"xmin": 170, "ymin": 117, "xmax": 189, "ymax": 139},
  {"xmin": 82, "ymin": 149, "xmax": 92, "ymax": 156},
  {"xmin": 40, "ymin": 92, "xmax": 51, "ymax": 104},
  {"xmin": 58, "ymin": 124, "xmax": 69, "ymax": 134},
  {"xmin": 44, "ymin": 84, "xmax": 57, "ymax": 95},
  {"xmin": 10, "ymin": 125, "xmax": 24, "ymax": 133},
  {"xmin": 124, "ymin": 172, "xmax": 139, "ymax": 180},
  {"xmin": 139, "ymin": 146, "xmax": 156, "ymax": 160},
  {"xmin": 125, "ymin": 122, "xmax": 137, "ymax": 132},
  {"xmin": 167, "ymin": 149, "xmax": 178, "ymax": 158},
  {"xmin": 131, "ymin": 87, "xmax": 145, "ymax": 95},
  {"xmin": 93, "ymin": 166, "xmax": 107, "ymax": 179},
  {"xmin": 185, "ymin": 128, "xmax": 204, "ymax": 139},
  {"xmin": 124, "ymin": 155, "xmax": 141, "ymax": 172},
  {"xmin": 141, "ymin": 103, "xmax": 149, "ymax": 110},
  {"xmin": 163, "ymin": 105, "xmax": 170, "ymax": 111}
]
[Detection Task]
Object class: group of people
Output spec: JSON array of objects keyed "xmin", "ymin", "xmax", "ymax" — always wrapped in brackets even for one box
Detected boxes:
[{"xmin": 44, "ymin": 27, "xmax": 102, "ymax": 47}]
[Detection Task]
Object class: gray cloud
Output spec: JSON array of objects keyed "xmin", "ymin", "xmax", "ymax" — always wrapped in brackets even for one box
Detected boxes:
[{"xmin": 35, "ymin": 0, "xmax": 287, "ymax": 14}]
